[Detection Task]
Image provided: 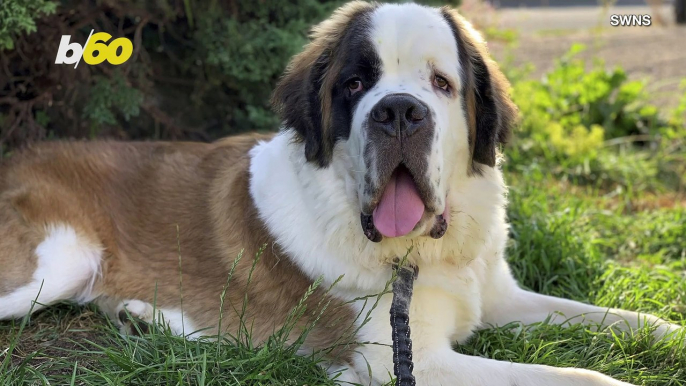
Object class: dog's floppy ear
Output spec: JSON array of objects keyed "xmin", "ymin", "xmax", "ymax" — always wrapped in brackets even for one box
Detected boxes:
[
  {"xmin": 441, "ymin": 7, "xmax": 519, "ymax": 169},
  {"xmin": 272, "ymin": 48, "xmax": 330, "ymax": 166},
  {"xmin": 272, "ymin": 1, "xmax": 375, "ymax": 167}
]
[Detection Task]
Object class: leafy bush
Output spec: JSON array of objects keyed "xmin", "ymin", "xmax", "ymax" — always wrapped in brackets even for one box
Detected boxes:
[
  {"xmin": 506, "ymin": 44, "xmax": 686, "ymax": 192},
  {"xmin": 83, "ymin": 73, "xmax": 144, "ymax": 128},
  {"xmin": 0, "ymin": 0, "xmax": 341, "ymax": 147},
  {"xmin": 0, "ymin": 0, "xmax": 459, "ymax": 150},
  {"xmin": 0, "ymin": 0, "xmax": 56, "ymax": 50}
]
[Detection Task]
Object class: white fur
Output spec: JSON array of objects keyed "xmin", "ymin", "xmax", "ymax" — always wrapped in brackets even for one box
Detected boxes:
[
  {"xmin": 249, "ymin": 128, "xmax": 668, "ymax": 386},
  {"xmin": 0, "ymin": 224, "xmax": 102, "ymax": 319},
  {"xmin": 326, "ymin": 362, "xmax": 363, "ymax": 385},
  {"xmin": 158, "ymin": 308, "xmax": 202, "ymax": 339},
  {"xmin": 96, "ymin": 298, "xmax": 203, "ymax": 339},
  {"xmin": 351, "ymin": 4, "xmax": 467, "ymax": 214},
  {"xmin": 119, "ymin": 299, "xmax": 154, "ymax": 324},
  {"xmin": 249, "ymin": 4, "xmax": 681, "ymax": 386}
]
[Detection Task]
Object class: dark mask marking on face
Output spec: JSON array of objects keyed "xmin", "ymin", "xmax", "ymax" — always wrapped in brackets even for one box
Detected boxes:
[
  {"xmin": 439, "ymin": 7, "xmax": 518, "ymax": 172},
  {"xmin": 271, "ymin": 3, "xmax": 382, "ymax": 167}
]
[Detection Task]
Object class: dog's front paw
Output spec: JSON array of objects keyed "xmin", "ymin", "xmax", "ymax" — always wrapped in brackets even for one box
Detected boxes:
[
  {"xmin": 557, "ymin": 368, "xmax": 636, "ymax": 386},
  {"xmin": 116, "ymin": 299, "xmax": 154, "ymax": 335},
  {"xmin": 509, "ymin": 365, "xmax": 636, "ymax": 386}
]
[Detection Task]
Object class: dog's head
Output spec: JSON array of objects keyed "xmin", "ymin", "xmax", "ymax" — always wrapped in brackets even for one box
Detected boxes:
[{"xmin": 272, "ymin": 1, "xmax": 517, "ymax": 242}]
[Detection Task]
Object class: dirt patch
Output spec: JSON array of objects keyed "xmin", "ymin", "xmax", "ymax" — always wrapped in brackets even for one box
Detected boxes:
[
  {"xmin": 484, "ymin": 5, "xmax": 686, "ymax": 110},
  {"xmin": 0, "ymin": 305, "xmax": 110, "ymax": 375}
]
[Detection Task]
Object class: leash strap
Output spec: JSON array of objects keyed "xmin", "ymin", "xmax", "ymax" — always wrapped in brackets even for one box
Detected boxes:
[{"xmin": 390, "ymin": 263, "xmax": 418, "ymax": 386}]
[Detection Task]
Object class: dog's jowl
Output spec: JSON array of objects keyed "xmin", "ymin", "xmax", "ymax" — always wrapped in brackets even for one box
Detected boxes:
[{"xmin": 0, "ymin": 2, "xmax": 681, "ymax": 385}]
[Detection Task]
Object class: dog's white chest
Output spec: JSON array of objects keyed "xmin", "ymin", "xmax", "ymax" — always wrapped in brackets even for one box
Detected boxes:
[{"xmin": 411, "ymin": 262, "xmax": 484, "ymax": 344}]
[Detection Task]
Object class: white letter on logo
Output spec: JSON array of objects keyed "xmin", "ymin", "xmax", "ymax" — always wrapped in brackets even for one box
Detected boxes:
[
  {"xmin": 610, "ymin": 15, "xmax": 619, "ymax": 26},
  {"xmin": 55, "ymin": 36, "xmax": 83, "ymax": 65}
]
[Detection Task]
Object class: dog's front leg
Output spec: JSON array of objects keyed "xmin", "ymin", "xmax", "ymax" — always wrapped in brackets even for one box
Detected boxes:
[
  {"xmin": 480, "ymin": 260, "xmax": 683, "ymax": 341},
  {"xmin": 351, "ymin": 286, "xmax": 633, "ymax": 386},
  {"xmin": 413, "ymin": 349, "xmax": 634, "ymax": 386}
]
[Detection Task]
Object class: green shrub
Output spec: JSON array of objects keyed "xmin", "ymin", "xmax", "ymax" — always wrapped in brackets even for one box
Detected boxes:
[
  {"xmin": 83, "ymin": 73, "xmax": 144, "ymax": 131},
  {"xmin": 0, "ymin": 0, "xmax": 459, "ymax": 149},
  {"xmin": 512, "ymin": 44, "xmax": 662, "ymax": 162},
  {"xmin": 507, "ymin": 44, "xmax": 686, "ymax": 192},
  {"xmin": 1, "ymin": 0, "xmax": 342, "ymax": 145},
  {"xmin": 0, "ymin": 0, "xmax": 56, "ymax": 50}
]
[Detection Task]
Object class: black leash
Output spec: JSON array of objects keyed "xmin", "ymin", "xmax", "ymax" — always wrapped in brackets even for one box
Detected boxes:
[{"xmin": 390, "ymin": 262, "xmax": 418, "ymax": 386}]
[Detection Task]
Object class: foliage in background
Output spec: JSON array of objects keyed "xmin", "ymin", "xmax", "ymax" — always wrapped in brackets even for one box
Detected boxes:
[
  {"xmin": 0, "ymin": 0, "xmax": 337, "ymax": 147},
  {"xmin": 0, "ymin": 0, "xmax": 56, "ymax": 50},
  {"xmin": 83, "ymin": 73, "xmax": 144, "ymax": 128},
  {"xmin": 506, "ymin": 44, "xmax": 686, "ymax": 193},
  {"xmin": 0, "ymin": 0, "xmax": 459, "ymax": 150}
]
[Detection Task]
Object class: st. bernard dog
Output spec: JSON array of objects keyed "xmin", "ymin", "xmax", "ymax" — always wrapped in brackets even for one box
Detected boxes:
[{"xmin": 0, "ymin": 2, "xmax": 681, "ymax": 385}]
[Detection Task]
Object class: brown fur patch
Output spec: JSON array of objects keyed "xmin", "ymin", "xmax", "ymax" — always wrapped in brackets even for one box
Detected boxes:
[
  {"xmin": 441, "ymin": 7, "xmax": 519, "ymax": 170},
  {"xmin": 0, "ymin": 134, "xmax": 357, "ymax": 361},
  {"xmin": 271, "ymin": 1, "xmax": 377, "ymax": 166}
]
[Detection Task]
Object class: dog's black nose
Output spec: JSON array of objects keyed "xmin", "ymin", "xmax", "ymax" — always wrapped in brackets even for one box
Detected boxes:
[{"xmin": 370, "ymin": 94, "xmax": 429, "ymax": 137}]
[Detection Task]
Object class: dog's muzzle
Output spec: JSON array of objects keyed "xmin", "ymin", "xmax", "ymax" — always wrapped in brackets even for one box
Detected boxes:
[{"xmin": 360, "ymin": 93, "xmax": 448, "ymax": 242}]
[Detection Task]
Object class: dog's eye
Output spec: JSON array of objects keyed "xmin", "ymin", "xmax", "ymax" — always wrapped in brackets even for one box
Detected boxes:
[
  {"xmin": 347, "ymin": 78, "xmax": 364, "ymax": 95},
  {"xmin": 433, "ymin": 75, "xmax": 449, "ymax": 91}
]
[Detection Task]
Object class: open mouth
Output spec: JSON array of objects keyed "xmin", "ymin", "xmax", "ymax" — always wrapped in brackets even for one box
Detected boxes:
[
  {"xmin": 372, "ymin": 165, "xmax": 425, "ymax": 238},
  {"xmin": 361, "ymin": 165, "xmax": 449, "ymax": 242}
]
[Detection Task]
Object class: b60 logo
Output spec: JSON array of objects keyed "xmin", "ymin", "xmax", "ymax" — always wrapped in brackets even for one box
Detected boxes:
[{"xmin": 55, "ymin": 30, "xmax": 133, "ymax": 68}]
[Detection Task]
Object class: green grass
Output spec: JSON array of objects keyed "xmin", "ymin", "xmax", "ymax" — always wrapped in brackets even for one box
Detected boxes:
[{"xmin": 463, "ymin": 172, "xmax": 686, "ymax": 385}]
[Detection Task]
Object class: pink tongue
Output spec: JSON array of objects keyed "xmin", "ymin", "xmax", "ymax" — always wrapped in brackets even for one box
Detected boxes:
[{"xmin": 372, "ymin": 168, "xmax": 425, "ymax": 238}]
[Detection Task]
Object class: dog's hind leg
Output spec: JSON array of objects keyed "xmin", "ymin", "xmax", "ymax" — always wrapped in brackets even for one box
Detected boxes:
[
  {"xmin": 96, "ymin": 297, "xmax": 154, "ymax": 335},
  {"xmin": 0, "ymin": 217, "xmax": 103, "ymax": 320},
  {"xmin": 95, "ymin": 297, "xmax": 203, "ymax": 339}
]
